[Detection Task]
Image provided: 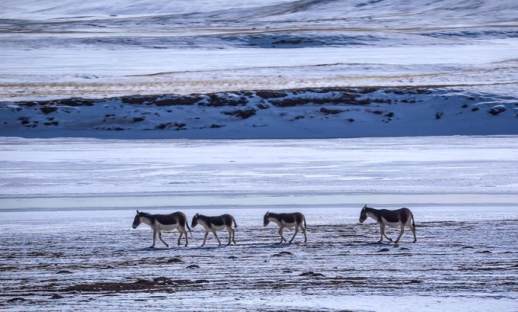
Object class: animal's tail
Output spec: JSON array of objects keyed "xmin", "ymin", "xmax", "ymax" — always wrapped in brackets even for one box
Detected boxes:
[
  {"xmin": 232, "ymin": 216, "xmax": 238, "ymax": 228},
  {"xmin": 303, "ymin": 216, "xmax": 307, "ymax": 229},
  {"xmin": 411, "ymin": 212, "xmax": 417, "ymax": 242}
]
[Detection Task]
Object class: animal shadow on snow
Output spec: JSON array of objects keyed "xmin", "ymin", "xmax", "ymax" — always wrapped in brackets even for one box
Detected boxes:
[{"xmin": 242, "ymin": 242, "xmax": 307, "ymax": 249}]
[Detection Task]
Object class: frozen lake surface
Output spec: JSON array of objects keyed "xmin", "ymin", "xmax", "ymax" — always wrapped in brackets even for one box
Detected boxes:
[
  {"xmin": 0, "ymin": 136, "xmax": 517, "ymax": 311},
  {"xmin": 1, "ymin": 136, "xmax": 518, "ymax": 210}
]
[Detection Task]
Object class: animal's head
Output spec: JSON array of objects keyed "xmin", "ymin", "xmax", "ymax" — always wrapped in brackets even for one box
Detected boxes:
[
  {"xmin": 263, "ymin": 212, "xmax": 271, "ymax": 227},
  {"xmin": 359, "ymin": 204, "xmax": 369, "ymax": 223},
  {"xmin": 191, "ymin": 213, "xmax": 199, "ymax": 228},
  {"xmin": 132, "ymin": 210, "xmax": 144, "ymax": 229}
]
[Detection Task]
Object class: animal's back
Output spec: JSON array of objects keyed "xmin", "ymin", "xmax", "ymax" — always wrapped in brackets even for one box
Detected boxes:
[
  {"xmin": 284, "ymin": 212, "xmax": 304, "ymax": 224},
  {"xmin": 173, "ymin": 211, "xmax": 187, "ymax": 226},
  {"xmin": 378, "ymin": 209, "xmax": 401, "ymax": 223},
  {"xmin": 154, "ymin": 212, "xmax": 183, "ymax": 225},
  {"xmin": 221, "ymin": 214, "xmax": 235, "ymax": 226}
]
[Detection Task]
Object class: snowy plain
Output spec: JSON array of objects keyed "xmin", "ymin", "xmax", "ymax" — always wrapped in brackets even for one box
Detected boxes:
[
  {"xmin": 1, "ymin": 0, "xmax": 518, "ymax": 310},
  {"xmin": 1, "ymin": 136, "xmax": 517, "ymax": 311}
]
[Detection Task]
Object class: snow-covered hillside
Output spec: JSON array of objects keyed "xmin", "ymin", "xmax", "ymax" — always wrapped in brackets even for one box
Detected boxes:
[
  {"xmin": 1, "ymin": 87, "xmax": 516, "ymax": 138},
  {"xmin": 1, "ymin": 0, "xmax": 518, "ymax": 101},
  {"xmin": 2, "ymin": 0, "xmax": 517, "ymax": 28}
]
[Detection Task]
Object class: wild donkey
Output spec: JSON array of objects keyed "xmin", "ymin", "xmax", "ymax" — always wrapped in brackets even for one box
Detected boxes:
[
  {"xmin": 191, "ymin": 214, "xmax": 237, "ymax": 247},
  {"xmin": 132, "ymin": 210, "xmax": 191, "ymax": 248},
  {"xmin": 263, "ymin": 212, "xmax": 307, "ymax": 244},
  {"xmin": 359, "ymin": 205, "xmax": 416, "ymax": 244}
]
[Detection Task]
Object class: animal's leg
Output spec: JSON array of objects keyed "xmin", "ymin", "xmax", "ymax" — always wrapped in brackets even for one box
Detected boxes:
[
  {"xmin": 411, "ymin": 223, "xmax": 417, "ymax": 243},
  {"xmin": 227, "ymin": 227, "xmax": 232, "ymax": 246},
  {"xmin": 301, "ymin": 225, "xmax": 307, "ymax": 243},
  {"xmin": 232, "ymin": 229, "xmax": 236, "ymax": 245},
  {"xmin": 383, "ymin": 227, "xmax": 393, "ymax": 242},
  {"xmin": 184, "ymin": 230, "xmax": 189, "ymax": 247},
  {"xmin": 177, "ymin": 232, "xmax": 183, "ymax": 246},
  {"xmin": 158, "ymin": 231, "xmax": 169, "ymax": 248},
  {"xmin": 395, "ymin": 225, "xmax": 405, "ymax": 244},
  {"xmin": 289, "ymin": 227, "xmax": 299, "ymax": 244},
  {"xmin": 278, "ymin": 227, "xmax": 286, "ymax": 243},
  {"xmin": 151, "ymin": 230, "xmax": 157, "ymax": 248},
  {"xmin": 213, "ymin": 231, "xmax": 222, "ymax": 246},
  {"xmin": 378, "ymin": 224, "xmax": 384, "ymax": 243},
  {"xmin": 201, "ymin": 232, "xmax": 208, "ymax": 247}
]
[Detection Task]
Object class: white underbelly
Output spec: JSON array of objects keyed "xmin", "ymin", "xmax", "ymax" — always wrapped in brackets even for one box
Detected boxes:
[
  {"xmin": 281, "ymin": 221, "xmax": 297, "ymax": 228},
  {"xmin": 157, "ymin": 223, "xmax": 178, "ymax": 231},
  {"xmin": 382, "ymin": 218, "xmax": 401, "ymax": 227},
  {"xmin": 202, "ymin": 223, "xmax": 226, "ymax": 231}
]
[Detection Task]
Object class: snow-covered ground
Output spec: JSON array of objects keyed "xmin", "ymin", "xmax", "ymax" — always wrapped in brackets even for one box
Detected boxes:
[
  {"xmin": 1, "ymin": 207, "xmax": 517, "ymax": 311},
  {"xmin": 1, "ymin": 137, "xmax": 517, "ymax": 311}
]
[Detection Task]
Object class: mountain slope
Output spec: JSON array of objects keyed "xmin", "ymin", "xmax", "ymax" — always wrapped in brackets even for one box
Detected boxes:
[{"xmin": 1, "ymin": 87, "xmax": 516, "ymax": 139}]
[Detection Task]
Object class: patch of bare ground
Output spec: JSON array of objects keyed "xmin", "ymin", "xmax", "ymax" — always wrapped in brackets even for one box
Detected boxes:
[
  {"xmin": 62, "ymin": 277, "xmax": 205, "ymax": 293},
  {"xmin": 3, "ymin": 86, "xmax": 434, "ymax": 110},
  {"xmin": 223, "ymin": 108, "xmax": 257, "ymax": 119}
]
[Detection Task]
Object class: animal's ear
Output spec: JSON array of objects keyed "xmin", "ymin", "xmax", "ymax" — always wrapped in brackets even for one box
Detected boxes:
[{"xmin": 136, "ymin": 210, "xmax": 140, "ymax": 214}]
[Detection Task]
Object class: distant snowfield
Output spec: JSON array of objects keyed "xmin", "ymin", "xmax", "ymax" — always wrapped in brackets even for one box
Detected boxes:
[
  {"xmin": 2, "ymin": 39, "xmax": 518, "ymax": 77},
  {"xmin": 1, "ymin": 0, "xmax": 518, "ymax": 99},
  {"xmin": 1, "ymin": 136, "xmax": 517, "ymax": 210}
]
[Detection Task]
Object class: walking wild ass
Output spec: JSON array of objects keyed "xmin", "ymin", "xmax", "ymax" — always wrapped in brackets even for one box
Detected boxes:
[
  {"xmin": 132, "ymin": 210, "xmax": 191, "ymax": 248},
  {"xmin": 359, "ymin": 205, "xmax": 416, "ymax": 243},
  {"xmin": 263, "ymin": 212, "xmax": 307, "ymax": 244},
  {"xmin": 191, "ymin": 214, "xmax": 237, "ymax": 247}
]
